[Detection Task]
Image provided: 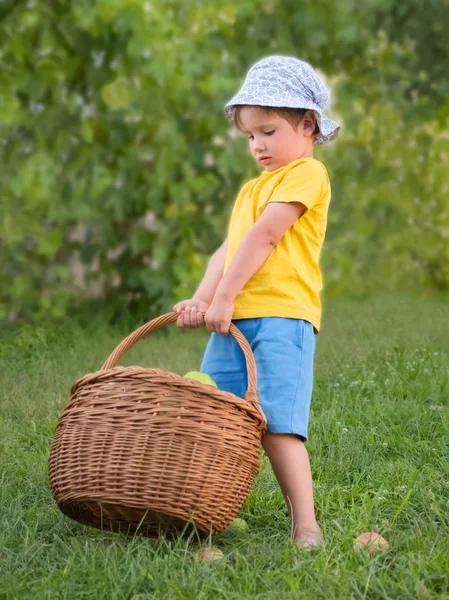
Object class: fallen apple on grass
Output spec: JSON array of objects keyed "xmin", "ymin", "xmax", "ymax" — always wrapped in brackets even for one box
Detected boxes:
[
  {"xmin": 192, "ymin": 547, "xmax": 224, "ymax": 564},
  {"xmin": 227, "ymin": 518, "xmax": 249, "ymax": 532},
  {"xmin": 354, "ymin": 532, "xmax": 390, "ymax": 557}
]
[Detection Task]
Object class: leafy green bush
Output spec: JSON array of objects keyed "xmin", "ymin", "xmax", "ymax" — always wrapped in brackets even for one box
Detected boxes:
[{"xmin": 1, "ymin": 0, "xmax": 448, "ymax": 321}]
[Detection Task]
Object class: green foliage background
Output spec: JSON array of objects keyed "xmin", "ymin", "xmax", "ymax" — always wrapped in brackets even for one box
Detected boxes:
[{"xmin": 1, "ymin": 0, "xmax": 449, "ymax": 321}]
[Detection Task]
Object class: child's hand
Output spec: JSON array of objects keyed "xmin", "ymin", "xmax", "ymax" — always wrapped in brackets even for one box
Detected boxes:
[
  {"xmin": 205, "ymin": 296, "xmax": 234, "ymax": 335},
  {"xmin": 173, "ymin": 298, "xmax": 209, "ymax": 328}
]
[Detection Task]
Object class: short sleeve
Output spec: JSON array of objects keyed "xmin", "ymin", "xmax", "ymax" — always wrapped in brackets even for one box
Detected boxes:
[{"xmin": 268, "ymin": 159, "xmax": 328, "ymax": 211}]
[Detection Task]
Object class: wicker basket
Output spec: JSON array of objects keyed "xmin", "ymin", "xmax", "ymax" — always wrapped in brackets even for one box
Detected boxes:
[{"xmin": 48, "ymin": 312, "xmax": 266, "ymax": 537}]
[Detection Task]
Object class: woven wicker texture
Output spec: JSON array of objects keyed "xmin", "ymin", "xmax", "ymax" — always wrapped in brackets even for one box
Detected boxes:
[{"xmin": 49, "ymin": 312, "xmax": 267, "ymax": 537}]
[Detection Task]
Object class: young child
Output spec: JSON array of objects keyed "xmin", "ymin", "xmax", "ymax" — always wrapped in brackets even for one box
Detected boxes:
[{"xmin": 174, "ymin": 56, "xmax": 339, "ymax": 550}]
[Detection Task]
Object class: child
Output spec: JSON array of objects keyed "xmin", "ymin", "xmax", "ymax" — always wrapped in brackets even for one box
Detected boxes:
[{"xmin": 174, "ymin": 55, "xmax": 340, "ymax": 550}]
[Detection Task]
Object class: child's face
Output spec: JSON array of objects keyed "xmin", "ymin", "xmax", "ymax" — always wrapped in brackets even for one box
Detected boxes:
[{"xmin": 237, "ymin": 106, "xmax": 315, "ymax": 172}]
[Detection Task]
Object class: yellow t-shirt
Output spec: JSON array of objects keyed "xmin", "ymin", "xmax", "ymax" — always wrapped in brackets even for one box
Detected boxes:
[{"xmin": 224, "ymin": 157, "xmax": 331, "ymax": 332}]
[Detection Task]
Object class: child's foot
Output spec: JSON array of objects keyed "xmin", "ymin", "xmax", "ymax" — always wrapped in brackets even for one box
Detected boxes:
[{"xmin": 294, "ymin": 525, "xmax": 323, "ymax": 552}]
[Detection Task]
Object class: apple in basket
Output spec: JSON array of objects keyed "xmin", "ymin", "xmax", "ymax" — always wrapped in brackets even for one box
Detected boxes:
[{"xmin": 183, "ymin": 371, "xmax": 218, "ymax": 387}]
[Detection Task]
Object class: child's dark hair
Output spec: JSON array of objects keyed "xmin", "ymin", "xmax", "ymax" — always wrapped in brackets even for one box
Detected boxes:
[{"xmin": 229, "ymin": 105, "xmax": 320, "ymax": 137}]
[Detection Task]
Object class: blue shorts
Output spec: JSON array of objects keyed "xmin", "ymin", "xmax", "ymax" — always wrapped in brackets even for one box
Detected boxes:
[{"xmin": 200, "ymin": 317, "xmax": 316, "ymax": 441}]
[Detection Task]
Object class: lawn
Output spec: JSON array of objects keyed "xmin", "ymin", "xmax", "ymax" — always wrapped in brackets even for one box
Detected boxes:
[{"xmin": 1, "ymin": 293, "xmax": 449, "ymax": 599}]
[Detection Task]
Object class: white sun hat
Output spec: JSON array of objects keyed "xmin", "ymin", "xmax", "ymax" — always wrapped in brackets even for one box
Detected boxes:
[{"xmin": 224, "ymin": 55, "xmax": 340, "ymax": 145}]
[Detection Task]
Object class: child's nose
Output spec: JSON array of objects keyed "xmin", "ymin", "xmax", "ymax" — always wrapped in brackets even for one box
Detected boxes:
[{"xmin": 253, "ymin": 136, "xmax": 266, "ymax": 152}]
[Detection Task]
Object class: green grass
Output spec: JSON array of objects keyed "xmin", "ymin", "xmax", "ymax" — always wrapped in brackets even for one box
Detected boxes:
[{"xmin": 1, "ymin": 292, "xmax": 449, "ymax": 599}]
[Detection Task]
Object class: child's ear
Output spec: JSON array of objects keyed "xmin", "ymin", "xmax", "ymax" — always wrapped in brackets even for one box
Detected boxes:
[{"xmin": 302, "ymin": 111, "xmax": 316, "ymax": 137}]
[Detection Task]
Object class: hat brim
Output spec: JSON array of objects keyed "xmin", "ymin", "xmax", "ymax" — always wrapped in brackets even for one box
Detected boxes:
[{"xmin": 224, "ymin": 97, "xmax": 340, "ymax": 145}]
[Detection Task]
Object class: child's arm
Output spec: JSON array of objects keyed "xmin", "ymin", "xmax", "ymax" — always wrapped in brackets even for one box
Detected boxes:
[
  {"xmin": 173, "ymin": 238, "xmax": 228, "ymax": 327},
  {"xmin": 206, "ymin": 202, "xmax": 307, "ymax": 333}
]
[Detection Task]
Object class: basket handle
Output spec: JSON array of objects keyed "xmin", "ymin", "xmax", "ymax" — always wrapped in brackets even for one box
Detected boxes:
[{"xmin": 100, "ymin": 312, "xmax": 258, "ymax": 396}]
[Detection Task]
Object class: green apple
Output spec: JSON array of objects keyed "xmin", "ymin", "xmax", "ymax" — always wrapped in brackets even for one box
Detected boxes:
[
  {"xmin": 228, "ymin": 518, "xmax": 249, "ymax": 532},
  {"xmin": 183, "ymin": 371, "xmax": 218, "ymax": 388}
]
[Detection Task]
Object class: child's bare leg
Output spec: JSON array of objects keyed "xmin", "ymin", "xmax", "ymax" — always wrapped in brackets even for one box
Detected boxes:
[{"xmin": 262, "ymin": 432, "xmax": 321, "ymax": 548}]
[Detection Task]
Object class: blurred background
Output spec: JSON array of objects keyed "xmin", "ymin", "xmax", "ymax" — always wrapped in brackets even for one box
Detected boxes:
[{"xmin": 1, "ymin": 0, "xmax": 448, "ymax": 323}]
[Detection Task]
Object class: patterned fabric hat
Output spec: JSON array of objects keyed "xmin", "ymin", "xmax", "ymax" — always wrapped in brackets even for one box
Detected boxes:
[{"xmin": 224, "ymin": 55, "xmax": 340, "ymax": 145}]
